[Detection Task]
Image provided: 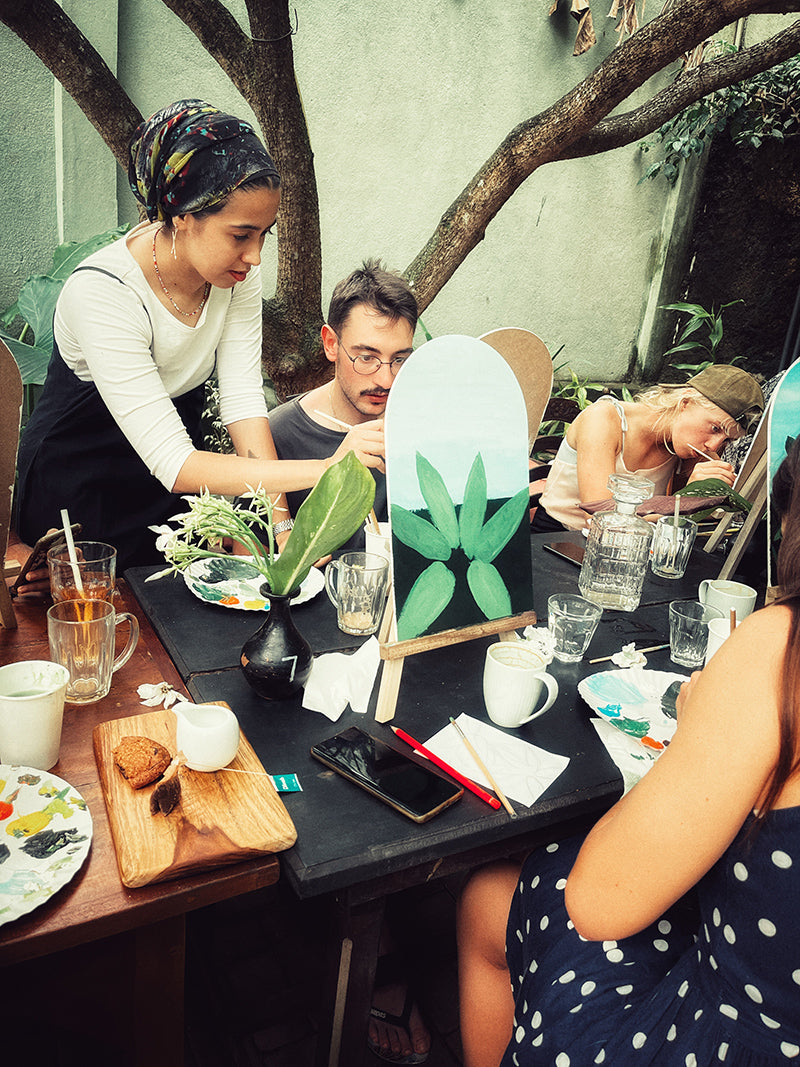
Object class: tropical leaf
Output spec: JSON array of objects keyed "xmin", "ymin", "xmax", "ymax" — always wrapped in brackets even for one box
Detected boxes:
[
  {"xmin": 396, "ymin": 561, "xmax": 456, "ymax": 640},
  {"xmin": 473, "ymin": 487, "xmax": 530, "ymax": 563},
  {"xmin": 17, "ymin": 276, "xmax": 62, "ymax": 357},
  {"xmin": 0, "ymin": 329, "xmax": 50, "ymax": 386},
  {"xmin": 50, "ymin": 226, "xmax": 130, "ymax": 279},
  {"xmin": 676, "ymin": 478, "xmax": 751, "ymax": 513},
  {"xmin": 459, "ymin": 454, "xmax": 487, "ymax": 560},
  {"xmin": 416, "ymin": 453, "xmax": 460, "ymax": 549},
  {"xmin": 466, "ymin": 559, "xmax": 512, "ymax": 620},
  {"xmin": 266, "ymin": 452, "xmax": 375, "ymax": 595},
  {"xmin": 391, "ymin": 504, "xmax": 452, "ymax": 561}
]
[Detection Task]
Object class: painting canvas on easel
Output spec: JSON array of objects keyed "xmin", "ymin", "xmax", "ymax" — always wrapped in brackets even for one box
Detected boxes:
[
  {"xmin": 766, "ymin": 356, "xmax": 800, "ymax": 586},
  {"xmin": 384, "ymin": 335, "xmax": 534, "ymax": 641}
]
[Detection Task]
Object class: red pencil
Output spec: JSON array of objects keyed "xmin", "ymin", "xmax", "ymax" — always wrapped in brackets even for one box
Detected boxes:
[{"xmin": 390, "ymin": 725, "xmax": 503, "ymax": 811}]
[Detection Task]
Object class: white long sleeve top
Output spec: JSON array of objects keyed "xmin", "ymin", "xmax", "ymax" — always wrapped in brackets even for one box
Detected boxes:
[{"xmin": 53, "ymin": 221, "xmax": 269, "ymax": 491}]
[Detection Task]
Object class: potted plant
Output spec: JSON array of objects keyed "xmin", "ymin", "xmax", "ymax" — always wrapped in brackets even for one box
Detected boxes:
[{"xmin": 149, "ymin": 451, "xmax": 376, "ymax": 699}]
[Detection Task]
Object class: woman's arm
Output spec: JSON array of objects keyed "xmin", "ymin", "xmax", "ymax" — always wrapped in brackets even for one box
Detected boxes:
[
  {"xmin": 568, "ymin": 401, "xmax": 625, "ymax": 504},
  {"xmin": 564, "ymin": 605, "xmax": 788, "ymax": 941}
]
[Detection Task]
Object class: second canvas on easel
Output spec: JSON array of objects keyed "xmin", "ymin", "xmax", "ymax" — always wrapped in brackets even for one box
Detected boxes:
[{"xmin": 384, "ymin": 335, "xmax": 534, "ymax": 641}]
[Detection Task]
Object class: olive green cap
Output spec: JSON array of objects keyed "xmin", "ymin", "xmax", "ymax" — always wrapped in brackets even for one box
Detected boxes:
[{"xmin": 685, "ymin": 365, "xmax": 764, "ymax": 431}]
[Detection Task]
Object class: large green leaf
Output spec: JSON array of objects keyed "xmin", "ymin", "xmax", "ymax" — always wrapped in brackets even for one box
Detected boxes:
[
  {"xmin": 265, "ymin": 451, "xmax": 375, "ymax": 595},
  {"xmin": 676, "ymin": 478, "xmax": 752, "ymax": 513},
  {"xmin": 459, "ymin": 454, "xmax": 487, "ymax": 560},
  {"xmin": 17, "ymin": 276, "xmax": 62, "ymax": 356},
  {"xmin": 50, "ymin": 226, "xmax": 130, "ymax": 280},
  {"xmin": 416, "ymin": 453, "xmax": 460, "ymax": 548},
  {"xmin": 473, "ymin": 487, "xmax": 530, "ymax": 563},
  {"xmin": 467, "ymin": 559, "xmax": 511, "ymax": 619},
  {"xmin": 396, "ymin": 561, "xmax": 456, "ymax": 640},
  {"xmin": 0, "ymin": 329, "xmax": 50, "ymax": 386},
  {"xmin": 391, "ymin": 504, "xmax": 452, "ymax": 561}
]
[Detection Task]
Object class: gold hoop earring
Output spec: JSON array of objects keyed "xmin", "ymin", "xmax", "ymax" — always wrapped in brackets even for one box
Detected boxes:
[{"xmin": 171, "ymin": 229, "xmax": 177, "ymax": 260}]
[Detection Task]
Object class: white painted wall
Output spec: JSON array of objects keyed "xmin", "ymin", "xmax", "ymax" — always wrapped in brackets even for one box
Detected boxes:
[{"xmin": 0, "ymin": 3, "xmax": 790, "ymax": 380}]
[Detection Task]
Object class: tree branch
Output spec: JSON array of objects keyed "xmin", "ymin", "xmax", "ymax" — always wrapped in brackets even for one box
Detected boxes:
[
  {"xmin": 405, "ymin": 0, "xmax": 800, "ymax": 311},
  {"xmin": 0, "ymin": 0, "xmax": 141, "ymax": 167},
  {"xmin": 156, "ymin": 0, "xmax": 255, "ymax": 90},
  {"xmin": 562, "ymin": 19, "xmax": 800, "ymax": 157}
]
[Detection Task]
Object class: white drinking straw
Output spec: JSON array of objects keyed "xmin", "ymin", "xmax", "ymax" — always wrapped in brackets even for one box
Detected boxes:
[{"xmin": 60, "ymin": 507, "xmax": 84, "ymax": 595}]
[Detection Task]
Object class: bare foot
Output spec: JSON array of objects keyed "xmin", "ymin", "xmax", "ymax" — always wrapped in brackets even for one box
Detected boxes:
[{"xmin": 369, "ymin": 982, "xmax": 431, "ymax": 1061}]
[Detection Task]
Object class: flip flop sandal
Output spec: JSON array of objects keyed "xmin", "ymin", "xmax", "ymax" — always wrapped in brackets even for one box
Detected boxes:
[{"xmin": 368, "ymin": 987, "xmax": 430, "ymax": 1065}]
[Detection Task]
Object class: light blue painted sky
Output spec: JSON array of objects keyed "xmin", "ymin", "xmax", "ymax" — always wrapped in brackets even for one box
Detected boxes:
[
  {"xmin": 384, "ymin": 335, "xmax": 529, "ymax": 511},
  {"xmin": 768, "ymin": 360, "xmax": 800, "ymax": 481}
]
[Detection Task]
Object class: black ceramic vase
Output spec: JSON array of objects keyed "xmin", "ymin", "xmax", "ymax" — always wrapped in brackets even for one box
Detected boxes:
[{"xmin": 240, "ymin": 588, "xmax": 313, "ymax": 700}]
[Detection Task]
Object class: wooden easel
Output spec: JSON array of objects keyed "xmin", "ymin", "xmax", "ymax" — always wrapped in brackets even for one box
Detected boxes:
[
  {"xmin": 373, "ymin": 598, "xmax": 537, "ymax": 723},
  {"xmin": 703, "ymin": 412, "xmax": 769, "ymax": 580},
  {"xmin": 0, "ymin": 340, "xmax": 23, "ymax": 629}
]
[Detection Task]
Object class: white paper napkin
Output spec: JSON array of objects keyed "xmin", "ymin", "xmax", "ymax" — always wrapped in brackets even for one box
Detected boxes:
[
  {"xmin": 423, "ymin": 713, "xmax": 570, "ymax": 807},
  {"xmin": 302, "ymin": 637, "xmax": 381, "ymax": 720}
]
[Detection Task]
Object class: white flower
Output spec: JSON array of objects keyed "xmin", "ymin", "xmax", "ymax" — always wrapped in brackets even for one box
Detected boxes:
[
  {"xmin": 137, "ymin": 682, "xmax": 185, "ymax": 708},
  {"xmin": 610, "ymin": 643, "xmax": 648, "ymax": 668},
  {"xmin": 521, "ymin": 625, "xmax": 556, "ymax": 664}
]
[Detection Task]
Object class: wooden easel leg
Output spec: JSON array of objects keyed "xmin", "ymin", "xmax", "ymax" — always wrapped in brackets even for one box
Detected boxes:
[
  {"xmin": 0, "ymin": 579, "xmax": 16, "ymax": 629},
  {"xmin": 375, "ymin": 657, "xmax": 404, "ymax": 723}
]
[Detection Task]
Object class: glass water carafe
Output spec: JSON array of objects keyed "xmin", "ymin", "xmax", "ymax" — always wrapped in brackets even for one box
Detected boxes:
[{"xmin": 578, "ymin": 474, "xmax": 655, "ymax": 612}]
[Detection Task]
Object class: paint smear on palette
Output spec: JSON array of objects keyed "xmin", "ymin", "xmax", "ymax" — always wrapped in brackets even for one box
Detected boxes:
[
  {"xmin": 385, "ymin": 336, "xmax": 533, "ymax": 641},
  {"xmin": 578, "ymin": 668, "xmax": 687, "ymax": 750}
]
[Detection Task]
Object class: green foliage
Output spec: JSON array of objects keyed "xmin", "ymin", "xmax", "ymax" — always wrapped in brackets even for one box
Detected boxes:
[
  {"xmin": 640, "ymin": 45, "xmax": 800, "ymax": 185},
  {"xmin": 151, "ymin": 452, "xmax": 375, "ymax": 596},
  {"xmin": 392, "ymin": 450, "xmax": 528, "ymax": 639},
  {"xmin": 0, "ymin": 226, "xmax": 129, "ymax": 385},
  {"xmin": 661, "ymin": 299, "xmax": 744, "ymax": 375},
  {"xmin": 675, "ymin": 477, "xmax": 752, "ymax": 520}
]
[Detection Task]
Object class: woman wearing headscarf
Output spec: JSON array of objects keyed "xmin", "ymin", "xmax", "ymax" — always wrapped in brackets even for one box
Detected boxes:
[{"xmin": 16, "ymin": 100, "xmax": 379, "ymax": 570}]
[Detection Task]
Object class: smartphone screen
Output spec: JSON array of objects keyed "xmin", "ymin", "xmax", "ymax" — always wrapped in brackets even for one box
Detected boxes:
[
  {"xmin": 542, "ymin": 540, "xmax": 585, "ymax": 567},
  {"xmin": 311, "ymin": 726, "xmax": 463, "ymax": 823}
]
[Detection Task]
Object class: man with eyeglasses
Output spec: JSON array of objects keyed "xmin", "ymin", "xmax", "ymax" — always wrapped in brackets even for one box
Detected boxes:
[{"xmin": 268, "ymin": 259, "xmax": 418, "ymax": 549}]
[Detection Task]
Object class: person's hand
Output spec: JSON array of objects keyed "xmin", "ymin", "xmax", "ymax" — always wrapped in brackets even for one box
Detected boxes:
[
  {"xmin": 330, "ymin": 419, "xmax": 385, "ymax": 472},
  {"xmin": 12, "ymin": 565, "xmax": 51, "ymax": 600},
  {"xmin": 685, "ymin": 457, "xmax": 736, "ymax": 488},
  {"xmin": 675, "ymin": 670, "xmax": 702, "ymax": 722}
]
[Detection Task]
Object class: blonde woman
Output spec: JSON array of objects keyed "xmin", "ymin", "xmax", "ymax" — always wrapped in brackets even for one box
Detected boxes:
[{"xmin": 532, "ymin": 365, "xmax": 764, "ymax": 532}]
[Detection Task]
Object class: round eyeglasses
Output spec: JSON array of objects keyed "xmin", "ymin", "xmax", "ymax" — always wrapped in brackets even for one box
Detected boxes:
[{"xmin": 336, "ymin": 334, "xmax": 411, "ymax": 376}]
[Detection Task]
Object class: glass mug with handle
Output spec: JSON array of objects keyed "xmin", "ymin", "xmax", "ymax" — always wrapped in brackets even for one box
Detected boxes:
[{"xmin": 47, "ymin": 599, "xmax": 139, "ymax": 704}]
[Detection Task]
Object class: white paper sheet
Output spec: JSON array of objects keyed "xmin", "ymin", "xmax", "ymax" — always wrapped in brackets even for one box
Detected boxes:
[{"xmin": 423, "ymin": 713, "xmax": 570, "ymax": 808}]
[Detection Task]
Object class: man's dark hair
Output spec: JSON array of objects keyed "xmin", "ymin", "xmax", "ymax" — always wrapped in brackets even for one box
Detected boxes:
[{"xmin": 327, "ymin": 259, "xmax": 418, "ymax": 336}]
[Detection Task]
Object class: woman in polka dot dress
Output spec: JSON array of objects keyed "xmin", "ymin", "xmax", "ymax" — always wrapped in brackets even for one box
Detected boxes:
[{"xmin": 458, "ymin": 439, "xmax": 800, "ymax": 1066}]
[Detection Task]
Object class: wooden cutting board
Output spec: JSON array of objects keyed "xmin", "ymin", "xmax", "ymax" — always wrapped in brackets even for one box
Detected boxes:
[{"xmin": 93, "ymin": 707, "xmax": 297, "ymax": 888}]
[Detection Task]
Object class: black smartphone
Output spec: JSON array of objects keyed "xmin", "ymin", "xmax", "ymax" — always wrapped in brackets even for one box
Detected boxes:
[
  {"xmin": 10, "ymin": 524, "xmax": 82, "ymax": 596},
  {"xmin": 542, "ymin": 540, "xmax": 585, "ymax": 567},
  {"xmin": 310, "ymin": 726, "xmax": 463, "ymax": 823}
]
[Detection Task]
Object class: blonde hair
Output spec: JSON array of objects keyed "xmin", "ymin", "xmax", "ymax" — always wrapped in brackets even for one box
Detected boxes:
[{"xmin": 634, "ymin": 385, "xmax": 744, "ymax": 441}]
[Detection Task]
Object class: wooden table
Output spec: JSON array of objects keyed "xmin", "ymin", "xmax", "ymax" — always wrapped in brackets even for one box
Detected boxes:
[
  {"xmin": 124, "ymin": 532, "xmax": 735, "ymax": 1066},
  {"xmin": 0, "ymin": 559, "xmax": 281, "ymax": 1066}
]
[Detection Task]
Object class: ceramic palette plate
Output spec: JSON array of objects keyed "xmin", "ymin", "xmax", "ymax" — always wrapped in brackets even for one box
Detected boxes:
[
  {"xmin": 0, "ymin": 766, "xmax": 93, "ymax": 928},
  {"xmin": 578, "ymin": 668, "xmax": 687, "ymax": 751},
  {"xmin": 183, "ymin": 555, "xmax": 325, "ymax": 611}
]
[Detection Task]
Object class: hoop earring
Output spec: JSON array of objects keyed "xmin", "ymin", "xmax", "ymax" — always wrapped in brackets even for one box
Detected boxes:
[{"xmin": 171, "ymin": 229, "xmax": 177, "ymax": 260}]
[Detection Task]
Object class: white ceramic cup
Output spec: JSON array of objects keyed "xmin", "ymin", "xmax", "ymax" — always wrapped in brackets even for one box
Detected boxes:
[
  {"xmin": 364, "ymin": 521, "xmax": 392, "ymax": 565},
  {"xmin": 704, "ymin": 617, "xmax": 732, "ymax": 665},
  {"xmin": 483, "ymin": 642, "xmax": 559, "ymax": 728},
  {"xmin": 698, "ymin": 579, "xmax": 757, "ymax": 621},
  {"xmin": 0, "ymin": 660, "xmax": 71, "ymax": 769}
]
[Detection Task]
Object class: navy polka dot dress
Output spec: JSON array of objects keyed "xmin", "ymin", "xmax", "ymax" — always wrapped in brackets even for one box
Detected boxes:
[{"xmin": 503, "ymin": 807, "xmax": 800, "ymax": 1065}]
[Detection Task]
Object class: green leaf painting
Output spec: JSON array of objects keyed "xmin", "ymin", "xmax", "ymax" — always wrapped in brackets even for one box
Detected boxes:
[{"xmin": 392, "ymin": 451, "xmax": 530, "ymax": 640}]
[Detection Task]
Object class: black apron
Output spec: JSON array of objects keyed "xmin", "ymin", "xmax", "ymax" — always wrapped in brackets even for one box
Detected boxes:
[{"xmin": 16, "ymin": 270, "xmax": 206, "ymax": 569}]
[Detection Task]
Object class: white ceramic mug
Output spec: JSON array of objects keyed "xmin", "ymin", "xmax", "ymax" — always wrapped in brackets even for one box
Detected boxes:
[
  {"xmin": 483, "ymin": 642, "xmax": 559, "ymax": 728},
  {"xmin": 704, "ymin": 617, "xmax": 732, "ymax": 665},
  {"xmin": 698, "ymin": 579, "xmax": 757, "ymax": 621},
  {"xmin": 0, "ymin": 660, "xmax": 70, "ymax": 769}
]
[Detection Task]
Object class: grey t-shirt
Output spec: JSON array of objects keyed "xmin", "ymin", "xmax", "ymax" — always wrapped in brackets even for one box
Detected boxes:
[{"xmin": 268, "ymin": 397, "xmax": 387, "ymax": 552}]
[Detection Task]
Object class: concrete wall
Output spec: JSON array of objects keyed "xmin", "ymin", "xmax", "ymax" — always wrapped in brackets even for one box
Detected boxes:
[{"xmin": 0, "ymin": 3, "xmax": 788, "ymax": 382}]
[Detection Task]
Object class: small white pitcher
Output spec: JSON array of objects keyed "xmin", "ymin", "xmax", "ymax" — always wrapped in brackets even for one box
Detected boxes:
[{"xmin": 173, "ymin": 702, "xmax": 240, "ymax": 772}]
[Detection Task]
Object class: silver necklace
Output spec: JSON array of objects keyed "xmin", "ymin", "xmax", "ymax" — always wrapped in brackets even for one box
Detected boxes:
[{"xmin": 152, "ymin": 228, "xmax": 210, "ymax": 318}]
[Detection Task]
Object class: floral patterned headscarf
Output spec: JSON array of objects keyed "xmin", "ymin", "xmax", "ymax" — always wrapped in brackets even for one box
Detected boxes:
[{"xmin": 128, "ymin": 99, "xmax": 280, "ymax": 222}]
